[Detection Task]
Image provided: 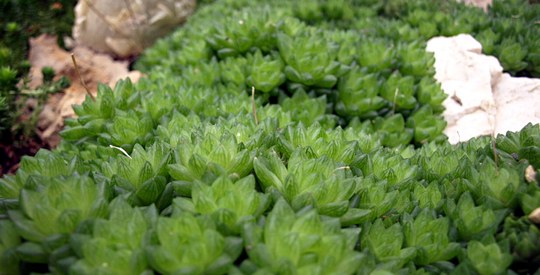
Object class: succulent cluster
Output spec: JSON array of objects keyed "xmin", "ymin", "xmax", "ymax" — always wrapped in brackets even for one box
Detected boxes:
[
  {"xmin": 376, "ymin": 0, "xmax": 540, "ymax": 77},
  {"xmin": 1, "ymin": 0, "xmax": 540, "ymax": 274}
]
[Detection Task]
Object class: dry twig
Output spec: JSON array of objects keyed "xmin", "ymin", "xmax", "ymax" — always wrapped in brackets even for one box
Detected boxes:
[{"xmin": 71, "ymin": 53, "xmax": 95, "ymax": 101}]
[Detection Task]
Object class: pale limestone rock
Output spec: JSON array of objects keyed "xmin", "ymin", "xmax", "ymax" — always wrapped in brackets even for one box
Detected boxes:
[
  {"xmin": 426, "ymin": 34, "xmax": 499, "ymax": 144},
  {"xmin": 73, "ymin": 0, "xmax": 196, "ymax": 57},
  {"xmin": 493, "ymin": 74, "xmax": 540, "ymax": 134},
  {"xmin": 456, "ymin": 0, "xmax": 492, "ymax": 11},
  {"xmin": 426, "ymin": 34, "xmax": 540, "ymax": 144}
]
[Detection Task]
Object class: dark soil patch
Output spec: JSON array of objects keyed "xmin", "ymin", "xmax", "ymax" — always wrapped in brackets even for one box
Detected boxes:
[{"xmin": 0, "ymin": 135, "xmax": 50, "ymax": 177}]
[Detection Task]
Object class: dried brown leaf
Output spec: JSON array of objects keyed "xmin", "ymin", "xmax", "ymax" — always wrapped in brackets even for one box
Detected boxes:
[{"xmin": 26, "ymin": 34, "xmax": 143, "ymax": 147}]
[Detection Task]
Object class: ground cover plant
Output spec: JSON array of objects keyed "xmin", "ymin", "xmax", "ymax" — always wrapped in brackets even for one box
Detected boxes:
[{"xmin": 1, "ymin": 0, "xmax": 540, "ymax": 274}]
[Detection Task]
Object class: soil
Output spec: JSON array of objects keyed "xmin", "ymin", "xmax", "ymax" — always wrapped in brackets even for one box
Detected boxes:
[{"xmin": 0, "ymin": 135, "xmax": 50, "ymax": 177}]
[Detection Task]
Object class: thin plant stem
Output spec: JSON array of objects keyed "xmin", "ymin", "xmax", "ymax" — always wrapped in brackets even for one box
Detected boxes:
[
  {"xmin": 251, "ymin": 86, "xmax": 259, "ymax": 125},
  {"xmin": 71, "ymin": 53, "xmax": 95, "ymax": 101}
]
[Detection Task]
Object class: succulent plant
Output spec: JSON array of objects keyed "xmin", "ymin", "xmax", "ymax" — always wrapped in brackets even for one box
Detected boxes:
[
  {"xmin": 242, "ymin": 199, "xmax": 364, "ymax": 274},
  {"xmin": 2, "ymin": 0, "xmax": 540, "ymax": 274}
]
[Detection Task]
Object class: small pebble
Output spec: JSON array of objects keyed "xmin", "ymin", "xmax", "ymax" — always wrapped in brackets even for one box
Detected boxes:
[{"xmin": 529, "ymin": 208, "xmax": 540, "ymax": 224}]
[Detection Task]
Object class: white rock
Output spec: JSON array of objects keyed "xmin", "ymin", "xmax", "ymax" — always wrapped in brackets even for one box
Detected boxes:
[
  {"xmin": 73, "ymin": 0, "xmax": 196, "ymax": 57},
  {"xmin": 493, "ymin": 74, "xmax": 540, "ymax": 134},
  {"xmin": 426, "ymin": 34, "xmax": 540, "ymax": 144},
  {"xmin": 529, "ymin": 207, "xmax": 540, "ymax": 224},
  {"xmin": 426, "ymin": 34, "xmax": 499, "ymax": 144},
  {"xmin": 456, "ymin": 0, "xmax": 492, "ymax": 11}
]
